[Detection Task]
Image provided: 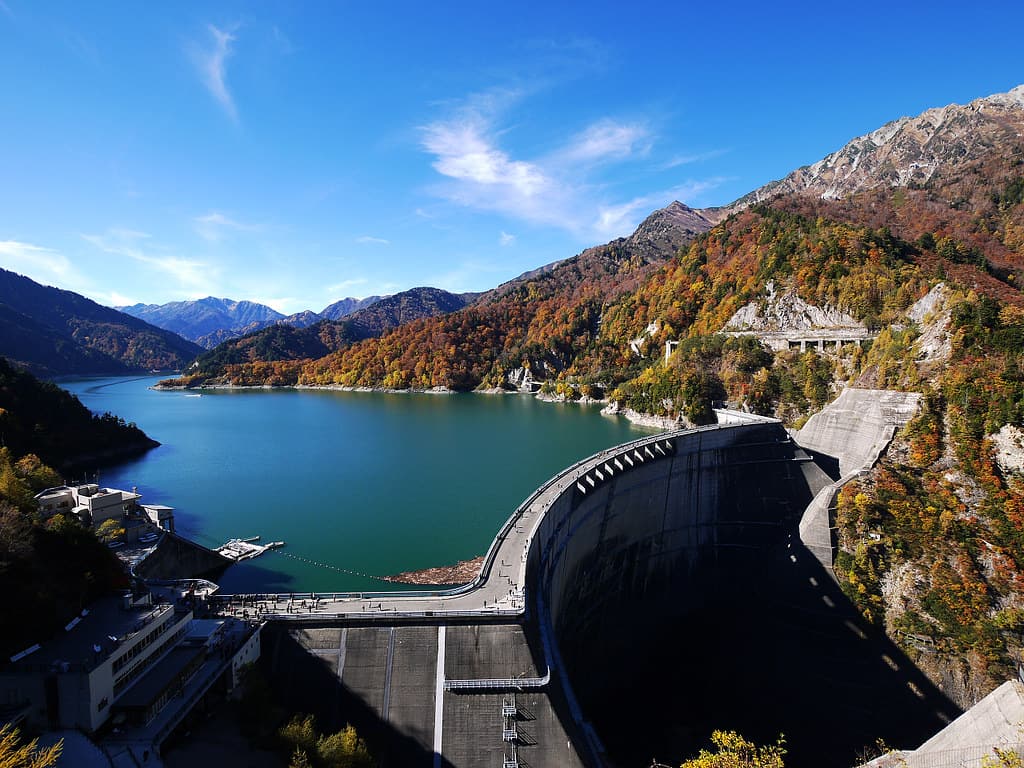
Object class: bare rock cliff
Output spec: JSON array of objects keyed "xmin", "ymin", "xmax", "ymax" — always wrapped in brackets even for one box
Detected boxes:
[{"xmin": 722, "ymin": 281, "xmax": 866, "ymax": 333}]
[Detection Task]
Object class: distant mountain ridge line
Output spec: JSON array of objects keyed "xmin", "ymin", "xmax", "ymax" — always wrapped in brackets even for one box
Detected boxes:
[
  {"xmin": 119, "ymin": 289, "xmax": 488, "ymax": 350},
  {"xmin": 183, "ymin": 286, "xmax": 479, "ymax": 372},
  {"xmin": 119, "ymin": 294, "xmax": 389, "ymax": 348}
]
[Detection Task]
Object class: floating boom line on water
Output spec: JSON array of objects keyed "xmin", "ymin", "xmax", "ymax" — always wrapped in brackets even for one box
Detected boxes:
[
  {"xmin": 172, "ymin": 523, "xmax": 398, "ymax": 584},
  {"xmin": 275, "ymin": 549, "xmax": 395, "ymax": 584}
]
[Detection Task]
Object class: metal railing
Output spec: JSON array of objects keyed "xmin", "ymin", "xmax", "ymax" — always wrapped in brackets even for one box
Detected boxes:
[
  {"xmin": 444, "ymin": 669, "xmax": 550, "ymax": 691},
  {"xmin": 213, "ymin": 423, "xmax": 774, "ymax": 619}
]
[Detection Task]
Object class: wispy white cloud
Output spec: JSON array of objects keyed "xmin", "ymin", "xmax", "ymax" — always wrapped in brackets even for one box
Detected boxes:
[
  {"xmin": 662, "ymin": 149, "xmax": 728, "ymax": 169},
  {"xmin": 0, "ymin": 1, "xmax": 13, "ymax": 19},
  {"xmin": 0, "ymin": 239, "xmax": 140, "ymax": 308},
  {"xmin": 250, "ymin": 296, "xmax": 297, "ymax": 314},
  {"xmin": 195, "ymin": 211, "xmax": 259, "ymax": 241},
  {"xmin": 499, "ymin": 231, "xmax": 516, "ymax": 247},
  {"xmin": 0, "ymin": 240, "xmax": 77, "ymax": 284},
  {"xmin": 271, "ymin": 25, "xmax": 294, "ymax": 55},
  {"xmin": 420, "ymin": 99, "xmax": 570, "ymax": 231},
  {"xmin": 423, "ymin": 109, "xmax": 548, "ymax": 195},
  {"xmin": 82, "ymin": 228, "xmax": 213, "ymax": 291},
  {"xmin": 560, "ymin": 120, "xmax": 650, "ymax": 164},
  {"xmin": 355, "ymin": 236, "xmax": 390, "ymax": 245},
  {"xmin": 420, "ymin": 89, "xmax": 720, "ymax": 239},
  {"xmin": 191, "ymin": 24, "xmax": 238, "ymax": 120},
  {"xmin": 89, "ymin": 290, "xmax": 140, "ymax": 308},
  {"xmin": 327, "ymin": 278, "xmax": 369, "ymax": 294}
]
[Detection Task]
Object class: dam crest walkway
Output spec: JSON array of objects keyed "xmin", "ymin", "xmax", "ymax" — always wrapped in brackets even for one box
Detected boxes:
[{"xmin": 211, "ymin": 422, "xmax": 750, "ymax": 622}]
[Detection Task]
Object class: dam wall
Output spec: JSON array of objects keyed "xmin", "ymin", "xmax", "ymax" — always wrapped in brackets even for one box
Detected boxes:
[
  {"xmin": 222, "ymin": 406, "xmax": 959, "ymax": 766},
  {"xmin": 530, "ymin": 423, "xmax": 824, "ymax": 677},
  {"xmin": 522, "ymin": 421, "xmax": 957, "ymax": 766}
]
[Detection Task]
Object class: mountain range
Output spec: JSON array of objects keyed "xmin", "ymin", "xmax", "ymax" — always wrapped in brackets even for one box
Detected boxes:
[
  {"xmin": 711, "ymin": 83, "xmax": 1024, "ymax": 219},
  {"xmin": 167, "ymin": 86, "xmax": 1024, "ymax": 391},
  {"xmin": 186, "ymin": 286, "xmax": 479, "ymax": 372},
  {"xmin": 120, "ymin": 294, "xmax": 386, "ymax": 348}
]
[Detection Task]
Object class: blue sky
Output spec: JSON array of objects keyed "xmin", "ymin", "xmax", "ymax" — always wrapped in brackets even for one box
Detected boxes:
[{"xmin": 2, "ymin": 1, "xmax": 1023, "ymax": 314}]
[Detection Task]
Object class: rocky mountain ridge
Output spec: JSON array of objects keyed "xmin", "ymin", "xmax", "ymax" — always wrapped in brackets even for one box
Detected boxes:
[
  {"xmin": 711, "ymin": 84, "xmax": 1024, "ymax": 218},
  {"xmin": 122, "ymin": 294, "xmax": 390, "ymax": 349},
  {"xmin": 480, "ymin": 200, "xmax": 713, "ymax": 306},
  {"xmin": 185, "ymin": 286, "xmax": 476, "ymax": 372},
  {"xmin": 627, "ymin": 200, "xmax": 715, "ymax": 255},
  {"xmin": 320, "ymin": 295, "xmax": 386, "ymax": 321}
]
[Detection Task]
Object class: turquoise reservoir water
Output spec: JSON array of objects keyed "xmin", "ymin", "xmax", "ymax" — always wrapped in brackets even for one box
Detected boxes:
[{"xmin": 60, "ymin": 377, "xmax": 652, "ymax": 593}]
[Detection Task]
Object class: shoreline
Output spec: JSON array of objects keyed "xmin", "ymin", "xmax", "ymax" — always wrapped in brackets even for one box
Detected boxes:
[
  {"xmin": 154, "ymin": 381, "xmax": 654, "ymax": 410},
  {"xmin": 153, "ymin": 380, "xmax": 668, "ymax": 431},
  {"xmin": 381, "ymin": 556, "xmax": 485, "ymax": 586}
]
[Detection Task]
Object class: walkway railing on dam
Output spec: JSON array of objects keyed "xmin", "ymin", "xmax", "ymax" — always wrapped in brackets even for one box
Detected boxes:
[
  {"xmin": 213, "ymin": 423, "xmax": 737, "ymax": 609},
  {"xmin": 444, "ymin": 668, "xmax": 551, "ymax": 692}
]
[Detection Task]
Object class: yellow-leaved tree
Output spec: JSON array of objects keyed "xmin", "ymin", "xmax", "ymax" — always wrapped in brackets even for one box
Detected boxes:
[
  {"xmin": 0, "ymin": 724, "xmax": 62, "ymax": 768},
  {"xmin": 680, "ymin": 731, "xmax": 786, "ymax": 768}
]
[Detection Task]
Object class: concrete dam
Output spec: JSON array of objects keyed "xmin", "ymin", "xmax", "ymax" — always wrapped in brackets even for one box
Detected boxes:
[{"xmin": 223, "ymin": 413, "xmax": 960, "ymax": 767}]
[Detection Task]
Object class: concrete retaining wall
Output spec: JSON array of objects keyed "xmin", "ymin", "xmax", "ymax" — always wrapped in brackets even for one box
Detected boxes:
[{"xmin": 134, "ymin": 532, "xmax": 231, "ymax": 581}]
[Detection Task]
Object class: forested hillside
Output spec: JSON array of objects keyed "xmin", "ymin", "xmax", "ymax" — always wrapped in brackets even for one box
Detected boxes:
[
  {"xmin": 0, "ymin": 269, "xmax": 202, "ymax": 376},
  {"xmin": 174, "ymin": 287, "xmax": 481, "ymax": 383},
  {"xmin": 0, "ymin": 356, "xmax": 158, "ymax": 470},
  {"xmin": 0, "ymin": 358, "xmax": 144, "ymax": 657},
  {"xmin": 164, "ymin": 202, "xmax": 713, "ymax": 389}
]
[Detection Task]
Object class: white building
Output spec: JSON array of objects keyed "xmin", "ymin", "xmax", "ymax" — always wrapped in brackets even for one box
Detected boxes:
[
  {"xmin": 1, "ymin": 583, "xmax": 260, "ymax": 754},
  {"xmin": 34, "ymin": 484, "xmax": 142, "ymax": 527}
]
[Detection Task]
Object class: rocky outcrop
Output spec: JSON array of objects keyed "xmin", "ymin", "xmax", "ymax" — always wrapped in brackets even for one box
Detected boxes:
[
  {"xmin": 724, "ymin": 281, "xmax": 865, "ymax": 333},
  {"xmin": 628, "ymin": 321, "xmax": 660, "ymax": 356},
  {"xmin": 990, "ymin": 424, "xmax": 1024, "ymax": 476},
  {"xmin": 601, "ymin": 400, "xmax": 685, "ymax": 430},
  {"xmin": 908, "ymin": 283, "xmax": 953, "ymax": 363},
  {"xmin": 507, "ymin": 366, "xmax": 538, "ymax": 392}
]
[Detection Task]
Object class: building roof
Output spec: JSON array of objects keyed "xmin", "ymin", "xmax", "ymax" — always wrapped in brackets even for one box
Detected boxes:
[
  {"xmin": 114, "ymin": 645, "xmax": 206, "ymax": 711},
  {"xmin": 186, "ymin": 619, "xmax": 225, "ymax": 642},
  {"xmin": 6, "ymin": 595, "xmax": 178, "ymax": 673}
]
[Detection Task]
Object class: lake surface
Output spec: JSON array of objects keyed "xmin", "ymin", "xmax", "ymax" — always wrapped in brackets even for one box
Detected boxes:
[{"xmin": 60, "ymin": 377, "xmax": 653, "ymax": 593}]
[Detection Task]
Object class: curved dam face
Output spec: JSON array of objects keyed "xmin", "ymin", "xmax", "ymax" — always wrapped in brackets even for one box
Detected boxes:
[{"xmin": 526, "ymin": 422, "xmax": 958, "ymax": 767}]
